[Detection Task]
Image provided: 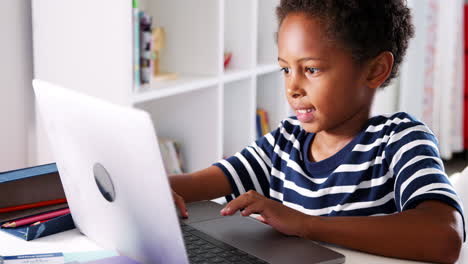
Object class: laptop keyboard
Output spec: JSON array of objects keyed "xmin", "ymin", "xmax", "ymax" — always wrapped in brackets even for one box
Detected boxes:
[{"xmin": 180, "ymin": 222, "xmax": 268, "ymax": 264}]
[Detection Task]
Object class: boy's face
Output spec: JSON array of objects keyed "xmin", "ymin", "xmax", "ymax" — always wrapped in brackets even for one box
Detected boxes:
[{"xmin": 278, "ymin": 13, "xmax": 374, "ymax": 134}]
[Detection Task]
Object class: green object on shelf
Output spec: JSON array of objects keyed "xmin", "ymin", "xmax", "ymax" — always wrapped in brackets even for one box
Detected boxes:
[{"xmin": 132, "ymin": 0, "xmax": 138, "ymax": 8}]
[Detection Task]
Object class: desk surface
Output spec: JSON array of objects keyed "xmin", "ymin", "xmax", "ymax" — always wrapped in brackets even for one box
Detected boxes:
[{"xmin": 1, "ymin": 228, "xmax": 466, "ymax": 263}]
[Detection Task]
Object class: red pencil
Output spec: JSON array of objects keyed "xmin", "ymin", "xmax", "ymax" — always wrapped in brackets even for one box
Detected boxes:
[
  {"xmin": 0, "ymin": 198, "xmax": 67, "ymax": 214},
  {"xmin": 2, "ymin": 208, "xmax": 70, "ymax": 228},
  {"xmin": 30, "ymin": 218, "xmax": 53, "ymax": 226}
]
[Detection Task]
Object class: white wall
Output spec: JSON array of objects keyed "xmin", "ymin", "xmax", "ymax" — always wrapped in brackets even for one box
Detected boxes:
[
  {"xmin": 371, "ymin": 79, "xmax": 400, "ymax": 116},
  {"xmin": 32, "ymin": 0, "xmax": 133, "ymax": 165},
  {"xmin": 0, "ymin": 0, "xmax": 35, "ymax": 171}
]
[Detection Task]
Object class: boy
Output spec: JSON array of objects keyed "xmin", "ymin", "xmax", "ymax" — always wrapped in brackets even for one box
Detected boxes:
[{"xmin": 171, "ymin": 0, "xmax": 465, "ymax": 263}]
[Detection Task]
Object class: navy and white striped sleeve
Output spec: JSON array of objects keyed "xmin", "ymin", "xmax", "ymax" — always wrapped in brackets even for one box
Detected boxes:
[
  {"xmin": 387, "ymin": 120, "xmax": 465, "ymax": 237},
  {"xmin": 213, "ymin": 123, "xmax": 281, "ymax": 200}
]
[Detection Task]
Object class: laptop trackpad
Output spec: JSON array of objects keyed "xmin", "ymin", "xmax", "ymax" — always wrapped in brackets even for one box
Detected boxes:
[
  {"xmin": 189, "ymin": 214, "xmax": 345, "ymax": 264},
  {"xmin": 183, "ymin": 201, "xmax": 226, "ymax": 224}
]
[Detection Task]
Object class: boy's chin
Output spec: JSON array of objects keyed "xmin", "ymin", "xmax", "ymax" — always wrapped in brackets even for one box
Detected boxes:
[{"xmin": 299, "ymin": 122, "xmax": 320, "ymax": 134}]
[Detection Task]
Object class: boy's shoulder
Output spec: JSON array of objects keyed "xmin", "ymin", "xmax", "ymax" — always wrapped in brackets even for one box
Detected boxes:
[
  {"xmin": 370, "ymin": 111, "xmax": 417, "ymax": 123},
  {"xmin": 367, "ymin": 111, "xmax": 429, "ymax": 131},
  {"xmin": 367, "ymin": 111, "xmax": 436, "ymax": 144}
]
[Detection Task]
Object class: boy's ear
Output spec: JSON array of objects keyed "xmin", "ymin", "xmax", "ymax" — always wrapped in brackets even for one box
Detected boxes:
[{"xmin": 365, "ymin": 51, "xmax": 394, "ymax": 89}]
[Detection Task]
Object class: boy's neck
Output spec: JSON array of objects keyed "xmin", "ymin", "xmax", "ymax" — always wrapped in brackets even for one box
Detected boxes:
[{"xmin": 310, "ymin": 107, "xmax": 371, "ymax": 162}]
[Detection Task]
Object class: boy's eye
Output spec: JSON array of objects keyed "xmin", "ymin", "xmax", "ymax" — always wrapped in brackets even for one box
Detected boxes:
[
  {"xmin": 280, "ymin": 67, "xmax": 290, "ymax": 74},
  {"xmin": 305, "ymin": 67, "xmax": 319, "ymax": 74}
]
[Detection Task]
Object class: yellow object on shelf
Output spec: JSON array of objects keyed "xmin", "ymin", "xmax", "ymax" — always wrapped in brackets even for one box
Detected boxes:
[{"xmin": 152, "ymin": 27, "xmax": 177, "ymax": 81}]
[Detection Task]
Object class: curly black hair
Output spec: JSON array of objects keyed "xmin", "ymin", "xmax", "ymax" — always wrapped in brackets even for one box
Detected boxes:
[{"xmin": 276, "ymin": 0, "xmax": 414, "ymax": 87}]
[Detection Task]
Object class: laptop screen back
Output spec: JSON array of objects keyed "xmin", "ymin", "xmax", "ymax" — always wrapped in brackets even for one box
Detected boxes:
[{"xmin": 33, "ymin": 79, "xmax": 189, "ymax": 264}]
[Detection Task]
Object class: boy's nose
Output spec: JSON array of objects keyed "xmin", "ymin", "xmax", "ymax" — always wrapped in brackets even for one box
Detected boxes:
[{"xmin": 287, "ymin": 83, "xmax": 305, "ymax": 99}]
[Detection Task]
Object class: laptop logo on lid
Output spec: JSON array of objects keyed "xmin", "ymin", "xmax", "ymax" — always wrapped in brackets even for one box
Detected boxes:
[{"xmin": 93, "ymin": 163, "xmax": 116, "ymax": 202}]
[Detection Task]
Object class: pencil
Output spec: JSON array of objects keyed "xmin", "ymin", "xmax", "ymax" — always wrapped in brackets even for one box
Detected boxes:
[
  {"xmin": 0, "ymin": 198, "xmax": 67, "ymax": 214},
  {"xmin": 30, "ymin": 218, "xmax": 52, "ymax": 226},
  {"xmin": 1, "ymin": 208, "xmax": 70, "ymax": 228}
]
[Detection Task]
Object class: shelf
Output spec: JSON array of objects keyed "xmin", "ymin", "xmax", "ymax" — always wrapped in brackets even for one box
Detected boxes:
[
  {"xmin": 143, "ymin": 0, "xmax": 220, "ymax": 76},
  {"xmin": 32, "ymin": 0, "xmax": 284, "ymax": 171},
  {"xmin": 135, "ymin": 86, "xmax": 221, "ymax": 173},
  {"xmin": 132, "ymin": 75, "xmax": 219, "ymax": 104},
  {"xmin": 222, "ymin": 68, "xmax": 253, "ymax": 84},
  {"xmin": 257, "ymin": 71, "xmax": 289, "ymax": 129},
  {"xmin": 224, "ymin": 0, "xmax": 255, "ymax": 72},
  {"xmin": 257, "ymin": 0, "xmax": 279, "ymax": 65},
  {"xmin": 223, "ymin": 78, "xmax": 255, "ymax": 157},
  {"xmin": 255, "ymin": 64, "xmax": 280, "ymax": 76}
]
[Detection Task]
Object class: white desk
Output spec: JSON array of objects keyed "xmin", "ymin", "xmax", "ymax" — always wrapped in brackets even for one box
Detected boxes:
[{"xmin": 1, "ymin": 227, "xmax": 466, "ymax": 263}]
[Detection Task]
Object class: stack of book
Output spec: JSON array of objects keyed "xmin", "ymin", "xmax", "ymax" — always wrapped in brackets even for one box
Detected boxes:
[
  {"xmin": 133, "ymin": 0, "xmax": 155, "ymax": 91},
  {"xmin": 0, "ymin": 199, "xmax": 69, "ymax": 229},
  {"xmin": 256, "ymin": 108, "xmax": 270, "ymax": 139},
  {"xmin": 0, "ymin": 163, "xmax": 75, "ymax": 240},
  {"xmin": 159, "ymin": 138, "xmax": 185, "ymax": 175},
  {"xmin": 139, "ymin": 12, "xmax": 153, "ymax": 87}
]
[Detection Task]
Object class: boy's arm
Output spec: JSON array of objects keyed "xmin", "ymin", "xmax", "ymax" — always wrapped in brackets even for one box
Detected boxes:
[
  {"xmin": 304, "ymin": 200, "xmax": 463, "ymax": 263},
  {"xmin": 221, "ymin": 191, "xmax": 464, "ymax": 264},
  {"xmin": 170, "ymin": 165, "xmax": 233, "ymax": 216}
]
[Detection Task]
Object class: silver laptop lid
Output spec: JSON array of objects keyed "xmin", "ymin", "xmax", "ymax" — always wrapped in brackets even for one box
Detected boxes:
[{"xmin": 33, "ymin": 79, "xmax": 188, "ymax": 264}]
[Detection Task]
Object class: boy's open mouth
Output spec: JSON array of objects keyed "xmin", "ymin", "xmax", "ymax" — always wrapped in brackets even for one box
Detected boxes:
[
  {"xmin": 295, "ymin": 107, "xmax": 316, "ymax": 122},
  {"xmin": 297, "ymin": 109, "xmax": 313, "ymax": 114}
]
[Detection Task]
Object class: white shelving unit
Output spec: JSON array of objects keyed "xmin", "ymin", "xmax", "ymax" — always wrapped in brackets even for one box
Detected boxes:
[{"xmin": 32, "ymin": 0, "xmax": 289, "ymax": 173}]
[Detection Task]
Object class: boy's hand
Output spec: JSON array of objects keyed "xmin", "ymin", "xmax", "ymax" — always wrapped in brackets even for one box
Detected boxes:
[
  {"xmin": 220, "ymin": 190, "xmax": 308, "ymax": 237},
  {"xmin": 172, "ymin": 189, "xmax": 189, "ymax": 218}
]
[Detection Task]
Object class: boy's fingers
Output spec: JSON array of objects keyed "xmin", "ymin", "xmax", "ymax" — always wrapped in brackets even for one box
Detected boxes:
[
  {"xmin": 240, "ymin": 202, "xmax": 263, "ymax": 217},
  {"xmin": 221, "ymin": 197, "xmax": 247, "ymax": 216},
  {"xmin": 256, "ymin": 215, "xmax": 267, "ymax": 224},
  {"xmin": 177, "ymin": 198, "xmax": 189, "ymax": 218},
  {"xmin": 172, "ymin": 191, "xmax": 188, "ymax": 218},
  {"xmin": 221, "ymin": 192, "xmax": 258, "ymax": 216}
]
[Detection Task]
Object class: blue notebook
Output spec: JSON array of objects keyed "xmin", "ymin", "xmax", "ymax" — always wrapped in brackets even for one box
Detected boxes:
[
  {"xmin": 0, "ymin": 213, "xmax": 74, "ymax": 241},
  {"xmin": 0, "ymin": 163, "xmax": 58, "ymax": 183}
]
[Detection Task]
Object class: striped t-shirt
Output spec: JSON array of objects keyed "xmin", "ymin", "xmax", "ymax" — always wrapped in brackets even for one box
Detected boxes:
[{"xmin": 214, "ymin": 112, "xmax": 465, "ymax": 234}]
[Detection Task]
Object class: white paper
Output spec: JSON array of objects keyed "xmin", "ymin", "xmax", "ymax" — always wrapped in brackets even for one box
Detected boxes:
[{"xmin": 2, "ymin": 253, "xmax": 65, "ymax": 264}]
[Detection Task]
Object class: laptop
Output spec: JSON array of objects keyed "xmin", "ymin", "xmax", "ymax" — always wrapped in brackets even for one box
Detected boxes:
[{"xmin": 33, "ymin": 79, "xmax": 345, "ymax": 264}]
